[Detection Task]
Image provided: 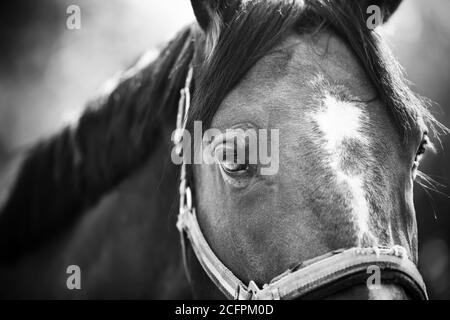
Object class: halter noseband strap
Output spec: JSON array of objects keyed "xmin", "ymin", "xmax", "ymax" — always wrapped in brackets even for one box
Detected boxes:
[{"xmin": 174, "ymin": 66, "xmax": 428, "ymax": 300}]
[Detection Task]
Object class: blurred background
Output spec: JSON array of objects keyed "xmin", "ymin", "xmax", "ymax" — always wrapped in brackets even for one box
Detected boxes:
[{"xmin": 0, "ymin": 0, "xmax": 449, "ymax": 299}]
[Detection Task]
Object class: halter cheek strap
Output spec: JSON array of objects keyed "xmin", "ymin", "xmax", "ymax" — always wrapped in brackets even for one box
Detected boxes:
[
  {"xmin": 174, "ymin": 66, "xmax": 428, "ymax": 300},
  {"xmin": 177, "ymin": 193, "xmax": 253, "ymax": 300}
]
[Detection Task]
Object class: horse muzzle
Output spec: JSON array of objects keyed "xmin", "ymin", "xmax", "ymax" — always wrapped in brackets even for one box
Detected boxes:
[{"xmin": 176, "ymin": 197, "xmax": 428, "ymax": 300}]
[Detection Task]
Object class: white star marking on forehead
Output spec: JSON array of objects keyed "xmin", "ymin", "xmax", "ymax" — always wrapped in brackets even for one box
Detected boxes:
[
  {"xmin": 312, "ymin": 93, "xmax": 377, "ymax": 246},
  {"xmin": 314, "ymin": 94, "xmax": 369, "ymax": 153}
]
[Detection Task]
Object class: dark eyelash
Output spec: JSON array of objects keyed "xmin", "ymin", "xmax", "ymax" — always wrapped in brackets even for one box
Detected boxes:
[
  {"xmin": 417, "ymin": 134, "xmax": 431, "ymax": 156},
  {"xmin": 417, "ymin": 143, "xmax": 427, "ymax": 156}
]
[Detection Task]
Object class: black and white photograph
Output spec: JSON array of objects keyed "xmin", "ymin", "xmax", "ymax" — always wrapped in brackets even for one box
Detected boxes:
[{"xmin": 0, "ymin": 0, "xmax": 449, "ymax": 306}]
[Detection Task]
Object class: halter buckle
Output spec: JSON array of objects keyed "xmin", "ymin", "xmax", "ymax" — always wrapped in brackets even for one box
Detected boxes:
[{"xmin": 247, "ymin": 280, "xmax": 261, "ymax": 299}]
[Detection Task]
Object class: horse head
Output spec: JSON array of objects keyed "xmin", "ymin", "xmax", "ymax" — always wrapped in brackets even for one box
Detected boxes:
[{"xmin": 178, "ymin": 0, "xmax": 441, "ymax": 300}]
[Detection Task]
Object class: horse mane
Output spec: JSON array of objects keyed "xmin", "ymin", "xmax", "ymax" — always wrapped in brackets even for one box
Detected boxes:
[{"xmin": 0, "ymin": 25, "xmax": 199, "ymax": 263}]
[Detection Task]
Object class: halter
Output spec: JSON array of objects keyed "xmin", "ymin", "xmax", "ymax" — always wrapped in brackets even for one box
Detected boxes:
[{"xmin": 173, "ymin": 66, "xmax": 429, "ymax": 300}]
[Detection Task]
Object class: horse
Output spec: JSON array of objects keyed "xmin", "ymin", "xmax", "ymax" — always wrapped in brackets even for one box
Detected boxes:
[{"xmin": 0, "ymin": 0, "xmax": 446, "ymax": 299}]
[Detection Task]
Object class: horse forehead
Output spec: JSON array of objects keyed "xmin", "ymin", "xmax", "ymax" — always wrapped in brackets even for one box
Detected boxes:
[
  {"xmin": 248, "ymin": 31, "xmax": 374, "ymax": 94},
  {"xmin": 214, "ymin": 31, "xmax": 377, "ymax": 129}
]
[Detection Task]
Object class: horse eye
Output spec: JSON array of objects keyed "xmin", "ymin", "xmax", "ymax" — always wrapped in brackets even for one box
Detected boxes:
[
  {"xmin": 221, "ymin": 161, "xmax": 249, "ymax": 173},
  {"xmin": 214, "ymin": 143, "xmax": 251, "ymax": 174}
]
